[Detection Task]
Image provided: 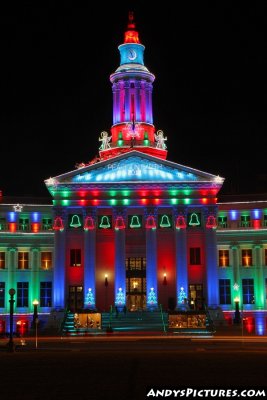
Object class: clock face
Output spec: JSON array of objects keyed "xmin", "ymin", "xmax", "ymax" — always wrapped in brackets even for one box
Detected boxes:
[{"xmin": 127, "ymin": 48, "xmax": 137, "ymax": 61}]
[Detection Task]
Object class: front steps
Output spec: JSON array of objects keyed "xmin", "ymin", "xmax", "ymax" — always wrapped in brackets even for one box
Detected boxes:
[{"xmin": 61, "ymin": 310, "xmax": 168, "ymax": 336}]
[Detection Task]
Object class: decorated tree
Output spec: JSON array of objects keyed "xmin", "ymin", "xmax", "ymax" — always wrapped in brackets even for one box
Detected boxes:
[
  {"xmin": 148, "ymin": 288, "xmax": 157, "ymax": 306},
  {"xmin": 178, "ymin": 287, "xmax": 187, "ymax": 304},
  {"xmin": 85, "ymin": 288, "xmax": 95, "ymax": 308},
  {"xmin": 115, "ymin": 288, "xmax": 125, "ymax": 306}
]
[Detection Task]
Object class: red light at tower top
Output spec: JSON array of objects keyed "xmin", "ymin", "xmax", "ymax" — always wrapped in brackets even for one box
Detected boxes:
[{"xmin": 124, "ymin": 11, "xmax": 140, "ymax": 43}]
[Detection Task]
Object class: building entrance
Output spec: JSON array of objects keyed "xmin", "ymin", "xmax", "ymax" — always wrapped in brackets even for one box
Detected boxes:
[
  {"xmin": 188, "ymin": 284, "xmax": 204, "ymax": 310},
  {"xmin": 126, "ymin": 257, "xmax": 146, "ymax": 310},
  {"xmin": 68, "ymin": 286, "xmax": 83, "ymax": 312}
]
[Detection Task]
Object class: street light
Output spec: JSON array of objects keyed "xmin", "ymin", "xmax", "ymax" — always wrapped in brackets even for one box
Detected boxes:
[
  {"xmin": 32, "ymin": 299, "xmax": 39, "ymax": 349},
  {"xmin": 233, "ymin": 296, "xmax": 241, "ymax": 324},
  {"xmin": 104, "ymin": 274, "xmax": 108, "ymax": 311},
  {"xmin": 8, "ymin": 288, "xmax": 16, "ymax": 352}
]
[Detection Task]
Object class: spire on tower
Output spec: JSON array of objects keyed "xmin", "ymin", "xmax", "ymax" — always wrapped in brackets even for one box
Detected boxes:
[
  {"xmin": 124, "ymin": 11, "xmax": 140, "ymax": 44},
  {"xmin": 127, "ymin": 11, "xmax": 135, "ymax": 29}
]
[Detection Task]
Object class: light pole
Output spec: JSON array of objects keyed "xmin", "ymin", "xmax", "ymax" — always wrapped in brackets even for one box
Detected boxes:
[
  {"xmin": 104, "ymin": 274, "xmax": 108, "ymax": 311},
  {"xmin": 8, "ymin": 288, "xmax": 16, "ymax": 352},
  {"xmin": 32, "ymin": 299, "xmax": 39, "ymax": 349},
  {"xmin": 233, "ymin": 296, "xmax": 241, "ymax": 324}
]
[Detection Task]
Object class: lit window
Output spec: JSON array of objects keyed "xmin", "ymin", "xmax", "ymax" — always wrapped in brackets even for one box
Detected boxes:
[
  {"xmin": 241, "ymin": 249, "xmax": 252, "ymax": 267},
  {"xmin": 41, "ymin": 252, "xmax": 52, "ymax": 270},
  {"xmin": 18, "ymin": 252, "xmax": 29, "ymax": 270},
  {"xmin": 219, "ymin": 250, "xmax": 229, "ymax": 267},
  {"xmin": 0, "ymin": 252, "xmax": 5, "ymax": 269}
]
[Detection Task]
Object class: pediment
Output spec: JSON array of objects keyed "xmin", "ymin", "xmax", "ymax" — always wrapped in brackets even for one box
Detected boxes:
[{"xmin": 45, "ymin": 151, "xmax": 223, "ymax": 187}]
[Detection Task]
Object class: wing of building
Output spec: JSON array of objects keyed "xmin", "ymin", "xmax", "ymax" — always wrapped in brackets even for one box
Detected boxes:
[{"xmin": 0, "ymin": 13, "xmax": 266, "ymax": 336}]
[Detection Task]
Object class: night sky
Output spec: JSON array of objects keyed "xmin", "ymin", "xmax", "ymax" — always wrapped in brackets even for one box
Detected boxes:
[{"xmin": 1, "ymin": 4, "xmax": 266, "ymax": 198}]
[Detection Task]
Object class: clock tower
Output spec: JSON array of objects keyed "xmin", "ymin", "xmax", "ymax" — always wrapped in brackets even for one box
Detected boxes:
[{"xmin": 99, "ymin": 12, "xmax": 167, "ymax": 160}]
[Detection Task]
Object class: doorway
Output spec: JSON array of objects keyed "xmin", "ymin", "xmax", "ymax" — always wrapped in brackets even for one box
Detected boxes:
[
  {"xmin": 68, "ymin": 286, "xmax": 83, "ymax": 312},
  {"xmin": 126, "ymin": 257, "xmax": 146, "ymax": 310},
  {"xmin": 188, "ymin": 284, "xmax": 204, "ymax": 310}
]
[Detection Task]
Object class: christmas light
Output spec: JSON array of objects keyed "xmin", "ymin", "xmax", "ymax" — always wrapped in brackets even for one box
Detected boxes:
[
  {"xmin": 13, "ymin": 204, "xmax": 23, "ymax": 212},
  {"xmin": 233, "ymin": 283, "xmax": 239, "ymax": 291},
  {"xmin": 206, "ymin": 215, "xmax": 217, "ymax": 229},
  {"xmin": 115, "ymin": 216, "xmax": 125, "ymax": 230},
  {"xmin": 147, "ymin": 288, "xmax": 157, "ymax": 305},
  {"xmin": 84, "ymin": 216, "xmax": 95, "ymax": 231},
  {"xmin": 178, "ymin": 287, "xmax": 187, "ymax": 304},
  {"xmin": 175, "ymin": 215, "xmax": 186, "ymax": 229},
  {"xmin": 99, "ymin": 216, "xmax": 111, "ymax": 229},
  {"xmin": 69, "ymin": 215, "xmax": 82, "ymax": 228},
  {"xmin": 159, "ymin": 215, "xmax": 171, "ymax": 228},
  {"xmin": 115, "ymin": 288, "xmax": 125, "ymax": 306},
  {"xmin": 188, "ymin": 213, "xmax": 201, "ymax": 226},
  {"xmin": 53, "ymin": 217, "xmax": 64, "ymax": 231},
  {"xmin": 129, "ymin": 215, "xmax": 141, "ymax": 228},
  {"xmin": 146, "ymin": 215, "xmax": 156, "ymax": 229},
  {"xmin": 85, "ymin": 288, "xmax": 95, "ymax": 307}
]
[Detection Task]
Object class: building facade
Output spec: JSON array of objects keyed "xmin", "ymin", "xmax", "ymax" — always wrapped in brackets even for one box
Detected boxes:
[{"xmin": 0, "ymin": 14, "xmax": 266, "ymax": 335}]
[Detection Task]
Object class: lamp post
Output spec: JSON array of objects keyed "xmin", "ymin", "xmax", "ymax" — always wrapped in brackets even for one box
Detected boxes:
[
  {"xmin": 163, "ymin": 273, "xmax": 167, "ymax": 311},
  {"xmin": 104, "ymin": 274, "xmax": 108, "ymax": 311},
  {"xmin": 8, "ymin": 288, "xmax": 16, "ymax": 352},
  {"xmin": 32, "ymin": 299, "xmax": 39, "ymax": 349},
  {"xmin": 233, "ymin": 296, "xmax": 241, "ymax": 324}
]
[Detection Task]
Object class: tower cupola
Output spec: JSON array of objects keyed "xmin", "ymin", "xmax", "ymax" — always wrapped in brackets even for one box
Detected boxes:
[{"xmin": 99, "ymin": 12, "xmax": 167, "ymax": 161}]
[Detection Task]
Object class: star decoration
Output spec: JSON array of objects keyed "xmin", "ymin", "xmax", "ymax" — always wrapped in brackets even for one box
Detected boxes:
[
  {"xmin": 45, "ymin": 177, "xmax": 57, "ymax": 186},
  {"xmin": 13, "ymin": 204, "xmax": 23, "ymax": 212},
  {"xmin": 233, "ymin": 283, "xmax": 239, "ymax": 291}
]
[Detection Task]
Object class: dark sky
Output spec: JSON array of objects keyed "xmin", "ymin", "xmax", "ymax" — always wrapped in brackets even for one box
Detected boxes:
[{"xmin": 0, "ymin": 4, "xmax": 266, "ymax": 198}]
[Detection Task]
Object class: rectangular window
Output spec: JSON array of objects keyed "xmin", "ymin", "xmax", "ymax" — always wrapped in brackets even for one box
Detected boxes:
[
  {"xmin": 18, "ymin": 252, "xmax": 29, "ymax": 270},
  {"xmin": 0, "ymin": 218, "xmax": 6, "ymax": 231},
  {"xmin": 0, "ymin": 282, "xmax": 5, "ymax": 307},
  {"xmin": 241, "ymin": 249, "xmax": 252, "ymax": 267},
  {"xmin": 219, "ymin": 279, "xmax": 231, "ymax": 304},
  {"xmin": 19, "ymin": 218, "xmax": 30, "ymax": 231},
  {"xmin": 218, "ymin": 216, "xmax": 227, "ymax": 228},
  {"xmin": 218, "ymin": 250, "xmax": 229, "ymax": 267},
  {"xmin": 125, "ymin": 257, "xmax": 146, "ymax": 271},
  {"xmin": 17, "ymin": 282, "xmax": 29, "ymax": 307},
  {"xmin": 242, "ymin": 279, "xmax": 254, "ymax": 304},
  {"xmin": 41, "ymin": 252, "xmax": 52, "ymax": 270},
  {"xmin": 70, "ymin": 249, "xmax": 81, "ymax": 267},
  {"xmin": 240, "ymin": 215, "xmax": 250, "ymax": 228},
  {"xmin": 40, "ymin": 282, "xmax": 52, "ymax": 307},
  {"xmin": 189, "ymin": 248, "xmax": 201, "ymax": 265},
  {"xmin": 0, "ymin": 252, "xmax": 5, "ymax": 269},
  {"xmin": 42, "ymin": 218, "xmax": 53, "ymax": 231},
  {"xmin": 42, "ymin": 218, "xmax": 53, "ymax": 230}
]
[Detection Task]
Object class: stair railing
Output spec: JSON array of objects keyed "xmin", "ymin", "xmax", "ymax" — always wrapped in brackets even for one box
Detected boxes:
[{"xmin": 159, "ymin": 304, "xmax": 167, "ymax": 334}]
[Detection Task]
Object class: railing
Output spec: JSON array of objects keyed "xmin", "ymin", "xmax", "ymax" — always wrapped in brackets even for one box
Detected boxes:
[
  {"xmin": 0, "ymin": 224, "xmax": 53, "ymax": 233},
  {"xmin": 104, "ymin": 140, "xmax": 158, "ymax": 149},
  {"xmin": 159, "ymin": 304, "xmax": 167, "ymax": 334}
]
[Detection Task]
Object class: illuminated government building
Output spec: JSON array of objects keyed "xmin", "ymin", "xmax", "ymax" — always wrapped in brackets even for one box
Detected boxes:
[{"xmin": 0, "ymin": 13, "xmax": 266, "ymax": 335}]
